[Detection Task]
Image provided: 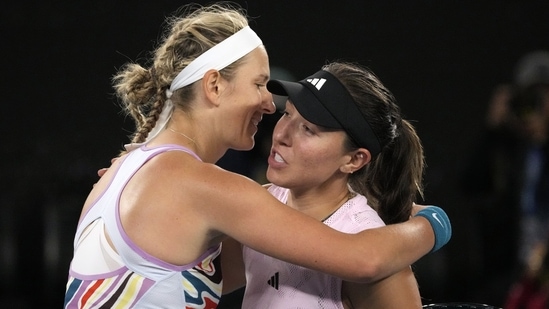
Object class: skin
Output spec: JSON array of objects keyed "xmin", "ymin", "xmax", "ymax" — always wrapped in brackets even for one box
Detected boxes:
[
  {"xmin": 222, "ymin": 101, "xmax": 422, "ymax": 308},
  {"xmin": 87, "ymin": 46, "xmax": 436, "ymax": 285}
]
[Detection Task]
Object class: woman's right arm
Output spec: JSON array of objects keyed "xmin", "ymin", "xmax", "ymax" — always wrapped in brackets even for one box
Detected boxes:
[
  {"xmin": 220, "ymin": 237, "xmax": 246, "ymax": 294},
  {"xmin": 341, "ymin": 267, "xmax": 422, "ymax": 309},
  {"xmin": 195, "ymin": 166, "xmax": 450, "ymax": 284}
]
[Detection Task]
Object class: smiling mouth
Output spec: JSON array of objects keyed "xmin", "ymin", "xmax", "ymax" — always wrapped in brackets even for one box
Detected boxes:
[
  {"xmin": 252, "ymin": 116, "xmax": 263, "ymax": 126},
  {"xmin": 273, "ymin": 152, "xmax": 285, "ymax": 163}
]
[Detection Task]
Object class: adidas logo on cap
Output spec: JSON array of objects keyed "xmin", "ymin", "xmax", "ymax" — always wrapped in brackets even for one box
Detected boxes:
[{"xmin": 306, "ymin": 78, "xmax": 327, "ymax": 90}]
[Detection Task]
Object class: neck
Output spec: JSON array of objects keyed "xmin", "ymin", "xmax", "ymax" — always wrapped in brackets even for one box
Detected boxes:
[
  {"xmin": 163, "ymin": 109, "xmax": 230, "ymax": 164},
  {"xmin": 168, "ymin": 127, "xmax": 198, "ymax": 147},
  {"xmin": 286, "ymin": 183, "xmax": 353, "ymax": 222}
]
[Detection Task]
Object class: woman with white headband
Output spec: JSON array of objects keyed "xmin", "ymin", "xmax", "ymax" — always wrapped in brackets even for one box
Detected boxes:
[{"xmin": 64, "ymin": 3, "xmax": 450, "ymax": 308}]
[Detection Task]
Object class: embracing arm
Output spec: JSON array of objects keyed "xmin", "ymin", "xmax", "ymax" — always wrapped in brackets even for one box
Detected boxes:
[
  {"xmin": 341, "ymin": 267, "xmax": 422, "ymax": 309},
  {"xmin": 196, "ymin": 168, "xmax": 450, "ymax": 283},
  {"xmin": 220, "ymin": 237, "xmax": 246, "ymax": 294}
]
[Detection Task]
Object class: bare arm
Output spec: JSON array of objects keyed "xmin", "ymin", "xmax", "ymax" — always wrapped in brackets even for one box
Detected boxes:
[
  {"xmin": 220, "ymin": 237, "xmax": 246, "ymax": 294},
  {"xmin": 195, "ymin": 166, "xmax": 442, "ymax": 283},
  {"xmin": 100, "ymin": 155, "xmax": 447, "ymax": 284},
  {"xmin": 341, "ymin": 267, "xmax": 422, "ymax": 309},
  {"xmin": 219, "ymin": 186, "xmax": 427, "ymax": 294}
]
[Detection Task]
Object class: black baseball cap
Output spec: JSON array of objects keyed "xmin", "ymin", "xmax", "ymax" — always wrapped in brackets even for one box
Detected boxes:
[{"xmin": 267, "ymin": 69, "xmax": 381, "ymax": 156}]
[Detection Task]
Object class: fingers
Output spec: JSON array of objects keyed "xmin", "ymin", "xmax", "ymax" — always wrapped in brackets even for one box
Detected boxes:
[
  {"xmin": 97, "ymin": 168, "xmax": 108, "ymax": 177},
  {"xmin": 411, "ymin": 203, "xmax": 428, "ymax": 217},
  {"xmin": 97, "ymin": 156, "xmax": 120, "ymax": 179}
]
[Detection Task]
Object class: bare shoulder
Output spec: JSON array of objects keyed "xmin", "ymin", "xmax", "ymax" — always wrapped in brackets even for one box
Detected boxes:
[
  {"xmin": 139, "ymin": 149, "xmax": 274, "ymax": 221},
  {"xmin": 155, "ymin": 151, "xmax": 265, "ymax": 199},
  {"xmin": 117, "ymin": 149, "xmax": 269, "ymax": 263}
]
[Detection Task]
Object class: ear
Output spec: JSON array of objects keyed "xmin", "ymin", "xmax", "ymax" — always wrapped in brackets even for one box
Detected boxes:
[
  {"xmin": 340, "ymin": 148, "xmax": 371, "ymax": 174},
  {"xmin": 201, "ymin": 69, "xmax": 226, "ymax": 107}
]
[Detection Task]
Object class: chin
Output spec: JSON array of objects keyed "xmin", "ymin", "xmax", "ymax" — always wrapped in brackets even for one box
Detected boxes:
[
  {"xmin": 265, "ymin": 168, "xmax": 281, "ymax": 184},
  {"xmin": 233, "ymin": 140, "xmax": 255, "ymax": 151}
]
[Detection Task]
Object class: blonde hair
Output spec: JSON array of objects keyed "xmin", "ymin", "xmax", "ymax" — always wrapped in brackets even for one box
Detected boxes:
[{"xmin": 112, "ymin": 3, "xmax": 250, "ymax": 151}]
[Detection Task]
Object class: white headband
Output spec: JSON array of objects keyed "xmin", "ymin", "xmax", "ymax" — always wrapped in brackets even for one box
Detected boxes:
[
  {"xmin": 124, "ymin": 26, "xmax": 262, "ymax": 151},
  {"xmin": 170, "ymin": 26, "xmax": 263, "ymax": 92}
]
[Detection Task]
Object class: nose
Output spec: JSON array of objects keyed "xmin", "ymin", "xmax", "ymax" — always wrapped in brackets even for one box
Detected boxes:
[
  {"xmin": 261, "ymin": 90, "xmax": 275, "ymax": 114},
  {"xmin": 272, "ymin": 116, "xmax": 290, "ymax": 146}
]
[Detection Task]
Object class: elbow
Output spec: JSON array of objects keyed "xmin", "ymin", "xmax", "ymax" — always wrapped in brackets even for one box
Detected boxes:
[{"xmin": 347, "ymin": 256, "xmax": 384, "ymax": 283}]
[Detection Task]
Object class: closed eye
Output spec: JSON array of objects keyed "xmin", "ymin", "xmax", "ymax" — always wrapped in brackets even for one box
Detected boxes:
[{"xmin": 302, "ymin": 124, "xmax": 315, "ymax": 134}]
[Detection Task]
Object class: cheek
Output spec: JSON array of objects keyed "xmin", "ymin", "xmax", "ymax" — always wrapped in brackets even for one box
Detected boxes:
[
  {"xmin": 224, "ymin": 108, "xmax": 244, "ymax": 129},
  {"xmin": 240, "ymin": 93, "xmax": 262, "ymax": 116},
  {"xmin": 229, "ymin": 97, "xmax": 255, "ymax": 122},
  {"xmin": 299, "ymin": 145, "xmax": 342, "ymax": 173}
]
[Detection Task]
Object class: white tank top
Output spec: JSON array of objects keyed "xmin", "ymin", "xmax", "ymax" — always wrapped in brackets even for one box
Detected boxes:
[
  {"xmin": 242, "ymin": 184, "xmax": 385, "ymax": 309},
  {"xmin": 65, "ymin": 145, "xmax": 222, "ymax": 308}
]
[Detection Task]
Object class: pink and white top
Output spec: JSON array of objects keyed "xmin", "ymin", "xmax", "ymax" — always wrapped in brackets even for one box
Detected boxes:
[{"xmin": 242, "ymin": 184, "xmax": 385, "ymax": 309}]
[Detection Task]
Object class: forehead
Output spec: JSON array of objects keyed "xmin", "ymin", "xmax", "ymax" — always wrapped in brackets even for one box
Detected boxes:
[{"xmin": 238, "ymin": 46, "xmax": 270, "ymax": 80}]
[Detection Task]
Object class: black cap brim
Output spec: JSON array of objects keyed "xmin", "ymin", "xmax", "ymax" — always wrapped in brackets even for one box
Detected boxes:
[
  {"xmin": 267, "ymin": 79, "xmax": 342, "ymax": 129},
  {"xmin": 267, "ymin": 70, "xmax": 382, "ymax": 155}
]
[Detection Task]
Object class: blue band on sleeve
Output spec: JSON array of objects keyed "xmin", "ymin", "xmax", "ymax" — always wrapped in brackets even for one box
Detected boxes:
[{"xmin": 414, "ymin": 206, "xmax": 452, "ymax": 253}]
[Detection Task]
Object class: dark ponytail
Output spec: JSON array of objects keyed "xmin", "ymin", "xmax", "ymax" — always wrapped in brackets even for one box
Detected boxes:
[
  {"xmin": 324, "ymin": 62, "xmax": 425, "ymax": 224},
  {"xmin": 361, "ymin": 120, "xmax": 424, "ymax": 224}
]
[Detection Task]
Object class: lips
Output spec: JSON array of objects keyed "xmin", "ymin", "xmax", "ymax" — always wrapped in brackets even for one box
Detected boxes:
[
  {"xmin": 273, "ymin": 152, "xmax": 285, "ymax": 163},
  {"xmin": 251, "ymin": 115, "xmax": 263, "ymax": 127}
]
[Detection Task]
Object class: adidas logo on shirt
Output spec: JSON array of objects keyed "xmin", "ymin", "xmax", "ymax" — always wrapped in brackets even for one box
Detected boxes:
[
  {"xmin": 306, "ymin": 78, "xmax": 327, "ymax": 90},
  {"xmin": 267, "ymin": 272, "xmax": 279, "ymax": 290}
]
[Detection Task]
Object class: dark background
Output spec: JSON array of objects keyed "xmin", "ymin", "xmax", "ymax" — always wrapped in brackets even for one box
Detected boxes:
[{"xmin": 2, "ymin": 1, "xmax": 549, "ymax": 307}]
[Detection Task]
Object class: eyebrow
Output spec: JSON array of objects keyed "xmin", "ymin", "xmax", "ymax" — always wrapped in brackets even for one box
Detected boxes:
[{"xmin": 258, "ymin": 74, "xmax": 269, "ymax": 83}]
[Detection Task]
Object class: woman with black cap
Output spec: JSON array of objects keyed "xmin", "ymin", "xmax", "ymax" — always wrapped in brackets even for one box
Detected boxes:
[{"xmin": 222, "ymin": 61, "xmax": 433, "ymax": 308}]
